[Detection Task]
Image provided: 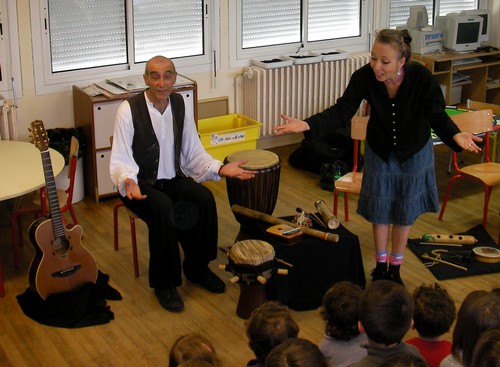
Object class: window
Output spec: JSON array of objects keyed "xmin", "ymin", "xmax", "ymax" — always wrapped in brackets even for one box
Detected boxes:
[
  {"xmin": 388, "ymin": 0, "xmax": 479, "ymax": 29},
  {"xmin": 0, "ymin": 0, "xmax": 22, "ymax": 99},
  {"xmin": 31, "ymin": 0, "xmax": 218, "ymax": 94},
  {"xmin": 230, "ymin": 0, "xmax": 369, "ymax": 68}
]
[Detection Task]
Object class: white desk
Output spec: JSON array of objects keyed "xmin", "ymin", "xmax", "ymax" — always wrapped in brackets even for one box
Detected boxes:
[{"xmin": 0, "ymin": 141, "xmax": 65, "ymax": 201}]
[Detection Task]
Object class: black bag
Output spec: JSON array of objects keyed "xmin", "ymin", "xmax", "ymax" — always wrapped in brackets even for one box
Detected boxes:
[
  {"xmin": 320, "ymin": 160, "xmax": 351, "ymax": 192},
  {"xmin": 288, "ymin": 132, "xmax": 354, "ymax": 174}
]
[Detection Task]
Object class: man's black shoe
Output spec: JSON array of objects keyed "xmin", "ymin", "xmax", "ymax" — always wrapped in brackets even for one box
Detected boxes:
[
  {"xmin": 186, "ymin": 268, "xmax": 225, "ymax": 294},
  {"xmin": 154, "ymin": 286, "xmax": 184, "ymax": 313}
]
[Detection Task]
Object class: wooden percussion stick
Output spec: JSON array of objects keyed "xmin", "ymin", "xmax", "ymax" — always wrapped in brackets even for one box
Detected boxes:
[
  {"xmin": 421, "ymin": 254, "xmax": 468, "ymax": 271},
  {"xmin": 232, "ymin": 205, "xmax": 339, "ymax": 243}
]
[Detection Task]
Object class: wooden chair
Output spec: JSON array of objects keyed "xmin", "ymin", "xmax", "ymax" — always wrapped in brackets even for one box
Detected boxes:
[
  {"xmin": 467, "ymin": 99, "xmax": 500, "ymax": 162},
  {"xmin": 333, "ymin": 115, "xmax": 368, "ymax": 221},
  {"xmin": 109, "ymin": 136, "xmax": 141, "ymax": 278},
  {"xmin": 439, "ymin": 109, "xmax": 500, "ymax": 228},
  {"xmin": 10, "ymin": 136, "xmax": 79, "ymax": 268}
]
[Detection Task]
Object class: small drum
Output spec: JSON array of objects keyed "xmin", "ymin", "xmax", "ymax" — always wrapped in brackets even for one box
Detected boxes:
[
  {"xmin": 225, "ymin": 149, "xmax": 281, "ymax": 216},
  {"xmin": 220, "ymin": 239, "xmax": 287, "ymax": 319}
]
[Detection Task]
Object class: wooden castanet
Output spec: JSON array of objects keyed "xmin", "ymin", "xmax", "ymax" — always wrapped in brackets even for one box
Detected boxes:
[
  {"xmin": 231, "ymin": 205, "xmax": 339, "ymax": 243},
  {"xmin": 421, "ymin": 233, "xmax": 477, "ymax": 245}
]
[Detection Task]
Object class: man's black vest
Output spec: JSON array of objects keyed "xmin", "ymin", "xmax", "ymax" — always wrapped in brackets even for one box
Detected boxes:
[{"xmin": 128, "ymin": 91, "xmax": 185, "ymax": 185}]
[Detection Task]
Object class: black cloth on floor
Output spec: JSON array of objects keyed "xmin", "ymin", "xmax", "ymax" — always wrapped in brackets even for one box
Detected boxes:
[
  {"xmin": 16, "ymin": 271, "xmax": 122, "ymax": 328},
  {"xmin": 408, "ymin": 224, "xmax": 500, "ymax": 281},
  {"xmin": 236, "ymin": 215, "xmax": 366, "ymax": 310}
]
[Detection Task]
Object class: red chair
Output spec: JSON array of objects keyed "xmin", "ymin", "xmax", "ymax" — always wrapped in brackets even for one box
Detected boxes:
[
  {"xmin": 333, "ymin": 115, "xmax": 368, "ymax": 221},
  {"xmin": 113, "ymin": 202, "xmax": 141, "ymax": 278},
  {"xmin": 439, "ymin": 109, "xmax": 500, "ymax": 228}
]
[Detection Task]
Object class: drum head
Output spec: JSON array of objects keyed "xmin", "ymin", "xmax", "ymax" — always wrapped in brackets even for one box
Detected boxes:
[
  {"xmin": 229, "ymin": 239, "xmax": 275, "ymax": 266},
  {"xmin": 225, "ymin": 149, "xmax": 280, "ymax": 170}
]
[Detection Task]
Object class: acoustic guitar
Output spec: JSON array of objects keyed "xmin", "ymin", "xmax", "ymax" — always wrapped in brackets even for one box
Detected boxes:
[{"xmin": 28, "ymin": 120, "xmax": 98, "ymax": 300}]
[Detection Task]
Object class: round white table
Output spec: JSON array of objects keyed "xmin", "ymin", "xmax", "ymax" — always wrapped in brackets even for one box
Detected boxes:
[{"xmin": 0, "ymin": 140, "xmax": 65, "ymax": 201}]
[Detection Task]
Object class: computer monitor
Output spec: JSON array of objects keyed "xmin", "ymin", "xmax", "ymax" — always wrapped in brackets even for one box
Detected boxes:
[
  {"xmin": 460, "ymin": 9, "xmax": 489, "ymax": 44},
  {"xmin": 407, "ymin": 5, "xmax": 429, "ymax": 29},
  {"xmin": 435, "ymin": 13, "xmax": 483, "ymax": 53}
]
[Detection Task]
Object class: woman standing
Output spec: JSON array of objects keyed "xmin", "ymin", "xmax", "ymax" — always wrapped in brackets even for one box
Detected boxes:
[{"xmin": 274, "ymin": 29, "xmax": 481, "ymax": 285}]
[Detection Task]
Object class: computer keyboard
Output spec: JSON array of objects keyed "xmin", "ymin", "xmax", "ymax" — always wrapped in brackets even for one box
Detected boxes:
[{"xmin": 453, "ymin": 57, "xmax": 482, "ymax": 66}]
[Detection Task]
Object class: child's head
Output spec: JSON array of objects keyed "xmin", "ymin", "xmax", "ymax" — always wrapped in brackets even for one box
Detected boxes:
[
  {"xmin": 169, "ymin": 333, "xmax": 218, "ymax": 367},
  {"xmin": 245, "ymin": 301, "xmax": 299, "ymax": 364},
  {"xmin": 469, "ymin": 327, "xmax": 500, "ymax": 367},
  {"xmin": 359, "ymin": 280, "xmax": 414, "ymax": 346},
  {"xmin": 412, "ymin": 282, "xmax": 456, "ymax": 338},
  {"xmin": 377, "ymin": 352, "xmax": 428, "ymax": 367},
  {"xmin": 265, "ymin": 338, "xmax": 327, "ymax": 367},
  {"xmin": 451, "ymin": 290, "xmax": 500, "ymax": 366},
  {"xmin": 320, "ymin": 281, "xmax": 364, "ymax": 340}
]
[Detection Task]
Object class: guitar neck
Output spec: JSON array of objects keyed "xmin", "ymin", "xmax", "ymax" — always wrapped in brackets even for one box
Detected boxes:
[{"xmin": 40, "ymin": 149, "xmax": 65, "ymax": 238}]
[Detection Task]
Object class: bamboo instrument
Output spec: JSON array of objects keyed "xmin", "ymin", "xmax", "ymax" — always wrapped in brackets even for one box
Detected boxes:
[
  {"xmin": 421, "ymin": 233, "xmax": 477, "ymax": 245},
  {"xmin": 232, "ymin": 205, "xmax": 339, "ymax": 243}
]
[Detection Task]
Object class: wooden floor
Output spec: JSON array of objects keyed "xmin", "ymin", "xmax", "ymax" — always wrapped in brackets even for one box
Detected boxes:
[{"xmin": 0, "ymin": 143, "xmax": 499, "ymax": 366}]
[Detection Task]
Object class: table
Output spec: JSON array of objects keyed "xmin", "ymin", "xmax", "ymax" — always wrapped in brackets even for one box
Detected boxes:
[
  {"xmin": 238, "ymin": 216, "xmax": 366, "ymax": 311},
  {"xmin": 0, "ymin": 140, "xmax": 65, "ymax": 201}
]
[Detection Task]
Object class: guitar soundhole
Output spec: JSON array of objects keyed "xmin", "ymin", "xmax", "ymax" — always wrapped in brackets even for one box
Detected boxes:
[{"xmin": 52, "ymin": 237, "xmax": 71, "ymax": 256}]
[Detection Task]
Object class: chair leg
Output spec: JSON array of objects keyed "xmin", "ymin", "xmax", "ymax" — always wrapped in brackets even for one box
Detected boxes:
[
  {"xmin": 114, "ymin": 201, "xmax": 140, "ymax": 277},
  {"xmin": 68, "ymin": 205, "xmax": 78, "ymax": 225},
  {"xmin": 344, "ymin": 193, "xmax": 349, "ymax": 222},
  {"xmin": 129, "ymin": 217, "xmax": 139, "ymax": 278},
  {"xmin": 10, "ymin": 214, "xmax": 22, "ymax": 269},
  {"xmin": 439, "ymin": 175, "xmax": 461, "ymax": 221},
  {"xmin": 113, "ymin": 203, "xmax": 122, "ymax": 251},
  {"xmin": 333, "ymin": 190, "xmax": 339, "ymax": 217},
  {"xmin": 0, "ymin": 257, "xmax": 4, "ymax": 297},
  {"xmin": 482, "ymin": 185, "xmax": 492, "ymax": 228}
]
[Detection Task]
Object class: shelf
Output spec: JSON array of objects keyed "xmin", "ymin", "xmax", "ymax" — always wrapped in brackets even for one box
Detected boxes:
[{"xmin": 414, "ymin": 50, "xmax": 500, "ymax": 105}]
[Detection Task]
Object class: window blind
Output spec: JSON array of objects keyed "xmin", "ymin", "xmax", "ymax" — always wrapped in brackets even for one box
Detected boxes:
[
  {"xmin": 48, "ymin": 0, "xmax": 127, "ymax": 72},
  {"xmin": 133, "ymin": 0, "xmax": 204, "ymax": 63},
  {"xmin": 241, "ymin": 0, "xmax": 301, "ymax": 49},
  {"xmin": 307, "ymin": 0, "xmax": 361, "ymax": 42}
]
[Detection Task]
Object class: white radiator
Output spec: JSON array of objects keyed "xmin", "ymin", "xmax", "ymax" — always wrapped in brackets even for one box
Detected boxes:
[
  {"xmin": 237, "ymin": 52, "xmax": 371, "ymax": 137},
  {"xmin": 0, "ymin": 100, "xmax": 18, "ymax": 140}
]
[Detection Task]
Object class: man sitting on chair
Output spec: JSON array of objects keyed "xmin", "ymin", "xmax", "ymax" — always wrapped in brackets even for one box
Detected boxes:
[{"xmin": 110, "ymin": 55, "xmax": 256, "ymax": 313}]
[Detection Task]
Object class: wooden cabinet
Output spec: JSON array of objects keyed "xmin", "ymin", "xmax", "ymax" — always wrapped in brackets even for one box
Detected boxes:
[
  {"xmin": 413, "ymin": 50, "xmax": 500, "ymax": 105},
  {"xmin": 73, "ymin": 77, "xmax": 197, "ymax": 202}
]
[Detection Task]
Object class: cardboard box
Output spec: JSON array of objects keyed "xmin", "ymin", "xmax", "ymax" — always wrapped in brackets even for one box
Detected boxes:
[{"xmin": 198, "ymin": 114, "xmax": 262, "ymax": 161}]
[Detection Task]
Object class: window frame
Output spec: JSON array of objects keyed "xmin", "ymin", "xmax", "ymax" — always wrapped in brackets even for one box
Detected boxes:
[
  {"xmin": 0, "ymin": 0, "xmax": 22, "ymax": 100},
  {"xmin": 228, "ymin": 0, "xmax": 371, "ymax": 69},
  {"xmin": 30, "ymin": 0, "xmax": 220, "ymax": 95}
]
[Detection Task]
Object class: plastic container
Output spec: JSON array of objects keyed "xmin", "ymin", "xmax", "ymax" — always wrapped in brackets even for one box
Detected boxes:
[
  {"xmin": 198, "ymin": 114, "xmax": 263, "ymax": 162},
  {"xmin": 252, "ymin": 57, "xmax": 294, "ymax": 69}
]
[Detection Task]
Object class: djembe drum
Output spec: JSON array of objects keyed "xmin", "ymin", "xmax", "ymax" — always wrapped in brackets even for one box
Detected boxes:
[
  {"xmin": 219, "ymin": 239, "xmax": 287, "ymax": 319},
  {"xmin": 225, "ymin": 149, "xmax": 281, "ymax": 216}
]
